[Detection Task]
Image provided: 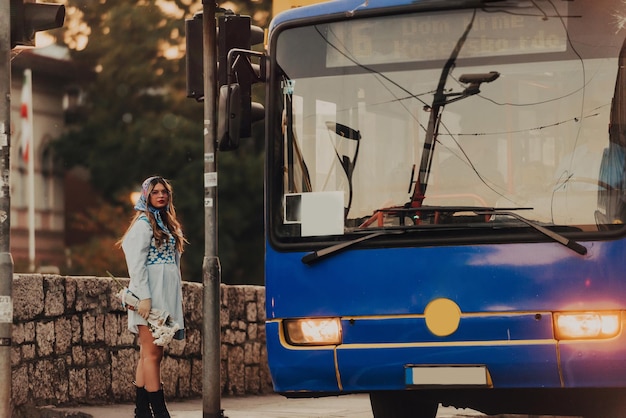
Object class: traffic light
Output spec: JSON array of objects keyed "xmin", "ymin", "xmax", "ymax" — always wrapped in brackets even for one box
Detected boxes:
[
  {"xmin": 185, "ymin": 11, "xmax": 264, "ymax": 150},
  {"xmin": 217, "ymin": 13, "xmax": 264, "ymax": 149},
  {"xmin": 10, "ymin": 0, "xmax": 66, "ymax": 49},
  {"xmin": 185, "ymin": 12, "xmax": 203, "ymax": 101},
  {"xmin": 185, "ymin": 13, "xmax": 263, "ymax": 100},
  {"xmin": 217, "ymin": 14, "xmax": 263, "ymax": 87}
]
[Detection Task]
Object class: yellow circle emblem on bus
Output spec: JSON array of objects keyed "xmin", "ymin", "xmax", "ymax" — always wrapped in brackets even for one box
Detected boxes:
[{"xmin": 424, "ymin": 298, "xmax": 461, "ymax": 337}]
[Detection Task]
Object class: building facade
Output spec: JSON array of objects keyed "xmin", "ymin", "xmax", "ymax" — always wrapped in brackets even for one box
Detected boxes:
[{"xmin": 10, "ymin": 47, "xmax": 87, "ymax": 272}]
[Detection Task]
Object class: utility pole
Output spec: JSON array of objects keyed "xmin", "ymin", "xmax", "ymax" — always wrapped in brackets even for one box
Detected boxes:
[
  {"xmin": 201, "ymin": 1, "xmax": 221, "ymax": 418},
  {"xmin": 0, "ymin": 1, "xmax": 14, "ymax": 416},
  {"xmin": 0, "ymin": 2, "xmax": 63, "ymax": 415}
]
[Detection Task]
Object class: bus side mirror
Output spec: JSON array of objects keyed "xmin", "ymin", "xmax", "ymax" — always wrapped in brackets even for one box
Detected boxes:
[
  {"xmin": 217, "ymin": 84, "xmax": 241, "ymax": 151},
  {"xmin": 217, "ymin": 50, "xmax": 266, "ymax": 151}
]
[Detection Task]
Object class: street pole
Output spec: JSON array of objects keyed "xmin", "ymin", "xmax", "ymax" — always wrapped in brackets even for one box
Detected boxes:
[
  {"xmin": 201, "ymin": 1, "xmax": 221, "ymax": 418},
  {"xmin": 24, "ymin": 69, "xmax": 35, "ymax": 272},
  {"xmin": 0, "ymin": 1, "xmax": 14, "ymax": 417}
]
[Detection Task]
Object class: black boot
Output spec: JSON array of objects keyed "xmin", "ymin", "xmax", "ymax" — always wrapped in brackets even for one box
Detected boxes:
[
  {"xmin": 134, "ymin": 384, "xmax": 153, "ymax": 418},
  {"xmin": 147, "ymin": 389, "xmax": 171, "ymax": 418}
]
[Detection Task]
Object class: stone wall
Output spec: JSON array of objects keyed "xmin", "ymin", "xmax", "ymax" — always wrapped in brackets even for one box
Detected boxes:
[{"xmin": 11, "ymin": 274, "xmax": 273, "ymax": 409}]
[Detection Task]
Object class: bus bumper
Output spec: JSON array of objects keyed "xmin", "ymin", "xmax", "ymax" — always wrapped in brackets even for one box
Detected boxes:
[{"xmin": 267, "ymin": 313, "xmax": 626, "ymax": 393}]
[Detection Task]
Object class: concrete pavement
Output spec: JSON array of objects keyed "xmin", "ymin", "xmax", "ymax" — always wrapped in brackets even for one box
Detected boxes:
[{"xmin": 53, "ymin": 393, "xmax": 488, "ymax": 418}]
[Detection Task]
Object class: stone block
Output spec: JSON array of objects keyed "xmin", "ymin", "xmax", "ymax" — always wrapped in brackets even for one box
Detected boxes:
[
  {"xmin": 245, "ymin": 365, "xmax": 261, "ymax": 393},
  {"xmin": 71, "ymin": 316, "xmax": 82, "ymax": 345},
  {"xmin": 69, "ymin": 368, "xmax": 87, "ymax": 401},
  {"xmin": 160, "ymin": 356, "xmax": 180, "ymax": 396},
  {"xmin": 13, "ymin": 275, "xmax": 44, "ymax": 321},
  {"xmin": 108, "ymin": 277, "xmax": 129, "ymax": 312},
  {"xmin": 110, "ymin": 348, "xmax": 136, "ymax": 402},
  {"xmin": 10, "ymin": 345, "xmax": 20, "ymax": 366},
  {"xmin": 227, "ymin": 287, "xmax": 245, "ymax": 320},
  {"xmin": 243, "ymin": 286, "xmax": 257, "ymax": 302},
  {"xmin": 35, "ymin": 321, "xmax": 55, "ymax": 357},
  {"xmin": 12, "ymin": 323, "xmax": 25, "ymax": 345},
  {"xmin": 54, "ymin": 316, "xmax": 72, "ymax": 354},
  {"xmin": 21, "ymin": 344, "xmax": 35, "ymax": 361},
  {"xmin": 247, "ymin": 322, "xmax": 258, "ymax": 340},
  {"xmin": 246, "ymin": 301, "xmax": 257, "ymax": 322},
  {"xmin": 82, "ymin": 314, "xmax": 95, "ymax": 344},
  {"xmin": 244, "ymin": 341, "xmax": 261, "ymax": 365},
  {"xmin": 72, "ymin": 345, "xmax": 86, "ymax": 367},
  {"xmin": 183, "ymin": 282, "xmax": 203, "ymax": 325},
  {"xmin": 23, "ymin": 321, "xmax": 35, "ymax": 342},
  {"xmin": 86, "ymin": 365, "xmax": 111, "ymax": 401},
  {"xmin": 11, "ymin": 364, "xmax": 29, "ymax": 406},
  {"xmin": 220, "ymin": 307, "xmax": 229, "ymax": 327},
  {"xmin": 65, "ymin": 278, "xmax": 77, "ymax": 310},
  {"xmin": 190, "ymin": 358, "xmax": 203, "ymax": 396},
  {"xmin": 32, "ymin": 358, "xmax": 68, "ymax": 403},
  {"xmin": 44, "ymin": 276, "xmax": 65, "ymax": 317},
  {"xmin": 104, "ymin": 313, "xmax": 119, "ymax": 346},
  {"xmin": 166, "ymin": 336, "xmax": 185, "ymax": 357},
  {"xmin": 227, "ymin": 346, "xmax": 245, "ymax": 395},
  {"xmin": 176, "ymin": 360, "xmax": 192, "ymax": 398},
  {"xmin": 85, "ymin": 347, "xmax": 107, "ymax": 366},
  {"xmin": 95, "ymin": 314, "xmax": 106, "ymax": 343},
  {"xmin": 74, "ymin": 277, "xmax": 108, "ymax": 313},
  {"xmin": 256, "ymin": 291, "xmax": 266, "ymax": 322}
]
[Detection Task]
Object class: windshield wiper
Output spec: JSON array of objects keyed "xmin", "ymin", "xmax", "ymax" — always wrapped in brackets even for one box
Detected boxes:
[
  {"xmin": 474, "ymin": 209, "xmax": 588, "ymax": 256},
  {"xmin": 301, "ymin": 230, "xmax": 404, "ymax": 265},
  {"xmin": 302, "ymin": 206, "xmax": 587, "ymax": 265},
  {"xmin": 401, "ymin": 205, "xmax": 587, "ymax": 255}
]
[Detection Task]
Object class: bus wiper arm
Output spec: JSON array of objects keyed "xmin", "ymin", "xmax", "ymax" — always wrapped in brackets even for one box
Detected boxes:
[
  {"xmin": 301, "ymin": 230, "xmax": 404, "ymax": 265},
  {"xmin": 476, "ymin": 210, "xmax": 588, "ymax": 256},
  {"xmin": 302, "ymin": 208, "xmax": 586, "ymax": 265}
]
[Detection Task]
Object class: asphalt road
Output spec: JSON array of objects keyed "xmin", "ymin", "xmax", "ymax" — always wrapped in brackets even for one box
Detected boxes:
[
  {"xmin": 54, "ymin": 393, "xmax": 586, "ymax": 417},
  {"xmin": 54, "ymin": 393, "xmax": 489, "ymax": 418}
]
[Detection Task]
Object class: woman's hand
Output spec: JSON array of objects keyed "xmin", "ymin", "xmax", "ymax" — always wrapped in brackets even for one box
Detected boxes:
[{"xmin": 138, "ymin": 298, "xmax": 152, "ymax": 320}]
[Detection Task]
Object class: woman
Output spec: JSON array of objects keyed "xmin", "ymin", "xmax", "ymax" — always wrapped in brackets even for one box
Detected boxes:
[{"xmin": 118, "ymin": 176, "xmax": 186, "ymax": 418}]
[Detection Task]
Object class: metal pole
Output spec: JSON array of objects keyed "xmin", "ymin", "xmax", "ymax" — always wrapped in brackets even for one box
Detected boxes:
[
  {"xmin": 0, "ymin": 1, "xmax": 14, "ymax": 417},
  {"xmin": 24, "ymin": 69, "xmax": 35, "ymax": 272},
  {"xmin": 201, "ymin": 1, "xmax": 220, "ymax": 418}
]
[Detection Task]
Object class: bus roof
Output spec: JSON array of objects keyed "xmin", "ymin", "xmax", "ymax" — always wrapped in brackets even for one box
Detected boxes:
[{"xmin": 269, "ymin": 0, "xmax": 423, "ymax": 31}]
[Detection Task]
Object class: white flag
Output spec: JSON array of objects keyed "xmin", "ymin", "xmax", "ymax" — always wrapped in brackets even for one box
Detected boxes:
[{"xmin": 20, "ymin": 69, "xmax": 33, "ymax": 163}]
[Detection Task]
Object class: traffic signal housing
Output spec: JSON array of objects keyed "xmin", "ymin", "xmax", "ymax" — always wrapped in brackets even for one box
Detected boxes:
[
  {"xmin": 10, "ymin": 0, "xmax": 66, "ymax": 48},
  {"xmin": 184, "ymin": 12, "xmax": 203, "ymax": 101},
  {"xmin": 217, "ymin": 13, "xmax": 264, "ymax": 149},
  {"xmin": 217, "ymin": 14, "xmax": 263, "ymax": 87},
  {"xmin": 185, "ymin": 11, "xmax": 264, "ymax": 150}
]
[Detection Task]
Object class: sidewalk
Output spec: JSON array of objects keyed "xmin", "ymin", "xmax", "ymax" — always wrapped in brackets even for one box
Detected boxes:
[{"xmin": 53, "ymin": 393, "xmax": 487, "ymax": 418}]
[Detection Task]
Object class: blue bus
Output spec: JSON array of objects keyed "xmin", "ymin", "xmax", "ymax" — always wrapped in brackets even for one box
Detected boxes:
[{"xmin": 220, "ymin": 0, "xmax": 626, "ymax": 416}]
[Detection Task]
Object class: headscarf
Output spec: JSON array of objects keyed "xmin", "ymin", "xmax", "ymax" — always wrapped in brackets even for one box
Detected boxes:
[{"xmin": 134, "ymin": 176, "xmax": 170, "ymax": 233}]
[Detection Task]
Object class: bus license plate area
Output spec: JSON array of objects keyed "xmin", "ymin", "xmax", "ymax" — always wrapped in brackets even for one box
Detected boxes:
[{"xmin": 405, "ymin": 365, "xmax": 490, "ymax": 387}]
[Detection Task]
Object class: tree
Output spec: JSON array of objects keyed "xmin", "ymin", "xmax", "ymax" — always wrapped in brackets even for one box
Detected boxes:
[
  {"xmin": 64, "ymin": 196, "xmax": 130, "ymax": 277},
  {"xmin": 54, "ymin": 0, "xmax": 269, "ymax": 284}
]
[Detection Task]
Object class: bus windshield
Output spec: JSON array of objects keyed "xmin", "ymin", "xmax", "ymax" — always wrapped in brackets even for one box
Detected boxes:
[{"xmin": 271, "ymin": 1, "xmax": 626, "ymax": 239}]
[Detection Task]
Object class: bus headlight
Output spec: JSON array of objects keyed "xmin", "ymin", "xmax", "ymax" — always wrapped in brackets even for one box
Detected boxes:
[
  {"xmin": 283, "ymin": 318, "xmax": 342, "ymax": 346},
  {"xmin": 554, "ymin": 312, "xmax": 621, "ymax": 340}
]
